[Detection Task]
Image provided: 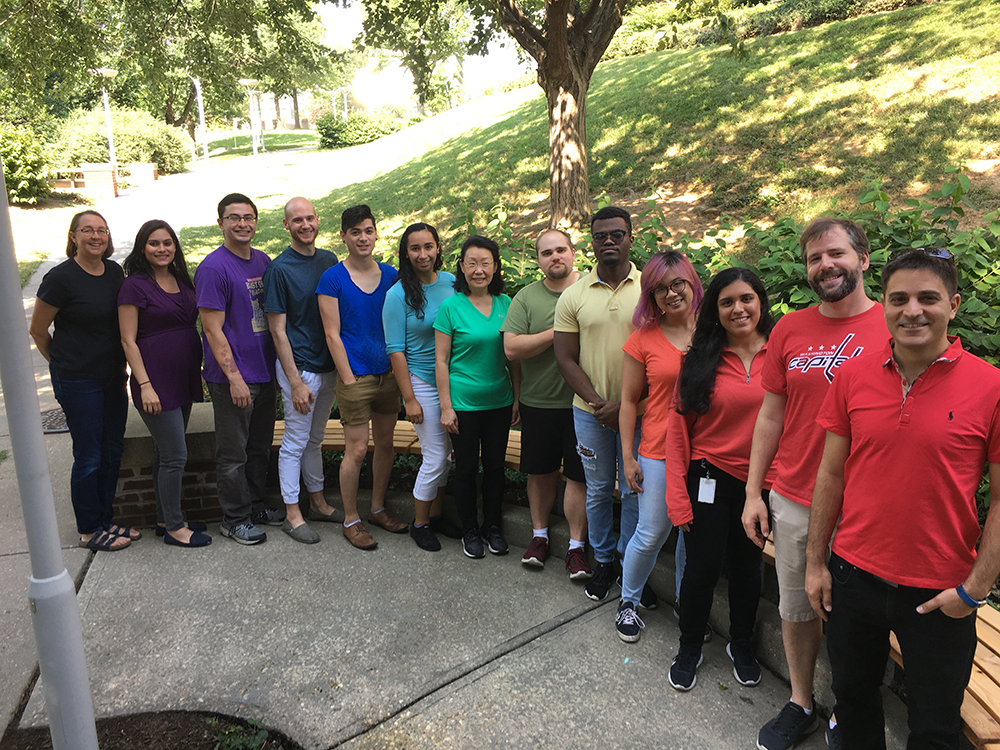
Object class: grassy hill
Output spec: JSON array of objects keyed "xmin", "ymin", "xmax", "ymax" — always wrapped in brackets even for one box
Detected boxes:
[{"xmin": 179, "ymin": 0, "xmax": 1000, "ymax": 260}]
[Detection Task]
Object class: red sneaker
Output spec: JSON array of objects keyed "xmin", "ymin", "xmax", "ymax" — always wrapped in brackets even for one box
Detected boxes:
[
  {"xmin": 521, "ymin": 536, "xmax": 549, "ymax": 567},
  {"xmin": 565, "ymin": 548, "xmax": 593, "ymax": 580}
]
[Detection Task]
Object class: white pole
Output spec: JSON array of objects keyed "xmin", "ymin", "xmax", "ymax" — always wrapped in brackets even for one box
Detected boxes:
[
  {"xmin": 101, "ymin": 87, "xmax": 117, "ymax": 167},
  {"xmin": 191, "ymin": 77, "xmax": 208, "ymax": 162},
  {"xmin": 0, "ymin": 165, "xmax": 99, "ymax": 750}
]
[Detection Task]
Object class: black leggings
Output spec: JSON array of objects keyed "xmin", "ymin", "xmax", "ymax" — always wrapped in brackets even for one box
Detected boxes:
[
  {"xmin": 452, "ymin": 405, "xmax": 512, "ymax": 534},
  {"xmin": 678, "ymin": 459, "xmax": 765, "ymax": 649}
]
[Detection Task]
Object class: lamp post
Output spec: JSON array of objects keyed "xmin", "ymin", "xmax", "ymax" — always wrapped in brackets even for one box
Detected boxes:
[
  {"xmin": 189, "ymin": 76, "xmax": 209, "ymax": 162},
  {"xmin": 93, "ymin": 68, "xmax": 118, "ymax": 167},
  {"xmin": 238, "ymin": 78, "xmax": 265, "ymax": 155}
]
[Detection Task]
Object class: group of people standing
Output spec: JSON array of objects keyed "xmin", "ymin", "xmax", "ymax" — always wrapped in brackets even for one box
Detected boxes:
[{"xmin": 28, "ymin": 194, "xmax": 1000, "ymax": 750}]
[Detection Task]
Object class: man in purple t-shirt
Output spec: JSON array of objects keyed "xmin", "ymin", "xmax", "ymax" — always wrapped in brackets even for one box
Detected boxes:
[{"xmin": 195, "ymin": 193, "xmax": 279, "ymax": 545}]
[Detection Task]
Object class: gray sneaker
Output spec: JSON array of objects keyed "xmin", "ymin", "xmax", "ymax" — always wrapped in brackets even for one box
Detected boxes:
[
  {"xmin": 219, "ymin": 521, "xmax": 267, "ymax": 545},
  {"xmin": 252, "ymin": 506, "xmax": 286, "ymax": 526}
]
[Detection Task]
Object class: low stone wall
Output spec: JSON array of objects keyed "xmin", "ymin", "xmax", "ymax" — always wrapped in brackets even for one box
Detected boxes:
[{"xmin": 114, "ymin": 403, "xmax": 222, "ymax": 528}]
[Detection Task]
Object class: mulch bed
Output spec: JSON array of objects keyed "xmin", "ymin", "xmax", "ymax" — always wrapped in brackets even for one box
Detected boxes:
[{"xmin": 1, "ymin": 712, "xmax": 303, "ymax": 750}]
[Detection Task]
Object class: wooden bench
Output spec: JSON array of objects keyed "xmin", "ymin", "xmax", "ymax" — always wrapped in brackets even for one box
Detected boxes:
[
  {"xmin": 762, "ymin": 537, "xmax": 1000, "ymax": 747},
  {"xmin": 271, "ymin": 418, "xmax": 525, "ymax": 471}
]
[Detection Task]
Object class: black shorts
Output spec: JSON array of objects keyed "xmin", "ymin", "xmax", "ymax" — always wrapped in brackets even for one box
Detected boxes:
[{"xmin": 518, "ymin": 403, "xmax": 585, "ymax": 483}]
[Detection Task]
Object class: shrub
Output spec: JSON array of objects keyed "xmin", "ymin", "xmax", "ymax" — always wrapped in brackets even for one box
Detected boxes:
[
  {"xmin": 316, "ymin": 112, "xmax": 348, "ymax": 149},
  {"xmin": 49, "ymin": 109, "xmax": 190, "ymax": 174},
  {"xmin": 317, "ymin": 109, "xmax": 405, "ymax": 149},
  {"xmin": 0, "ymin": 122, "xmax": 50, "ymax": 204}
]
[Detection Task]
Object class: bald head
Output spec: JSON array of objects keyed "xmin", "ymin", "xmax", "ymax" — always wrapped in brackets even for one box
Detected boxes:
[{"xmin": 283, "ymin": 197, "xmax": 319, "ymax": 255}]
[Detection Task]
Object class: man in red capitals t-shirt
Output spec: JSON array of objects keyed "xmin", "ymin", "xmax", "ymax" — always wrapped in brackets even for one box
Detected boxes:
[
  {"xmin": 743, "ymin": 218, "xmax": 887, "ymax": 750},
  {"xmin": 806, "ymin": 249, "xmax": 1000, "ymax": 749}
]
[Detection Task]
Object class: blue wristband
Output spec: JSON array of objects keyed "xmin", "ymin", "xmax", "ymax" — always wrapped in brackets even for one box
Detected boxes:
[{"xmin": 956, "ymin": 583, "xmax": 984, "ymax": 608}]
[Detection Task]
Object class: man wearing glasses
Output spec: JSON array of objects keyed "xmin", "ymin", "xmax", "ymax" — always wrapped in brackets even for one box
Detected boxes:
[
  {"xmin": 502, "ymin": 228, "xmax": 590, "ymax": 580},
  {"xmin": 806, "ymin": 247, "xmax": 1000, "ymax": 748},
  {"xmin": 196, "ymin": 193, "xmax": 280, "ymax": 545},
  {"xmin": 554, "ymin": 206, "xmax": 646, "ymax": 603},
  {"xmin": 743, "ymin": 217, "xmax": 886, "ymax": 750}
]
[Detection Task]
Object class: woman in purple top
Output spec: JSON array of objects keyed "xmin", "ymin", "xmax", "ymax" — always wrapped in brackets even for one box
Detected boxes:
[{"xmin": 118, "ymin": 220, "xmax": 208, "ymax": 548}]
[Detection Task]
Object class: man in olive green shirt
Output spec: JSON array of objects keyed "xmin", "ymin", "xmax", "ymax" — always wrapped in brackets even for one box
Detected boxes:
[{"xmin": 503, "ymin": 229, "xmax": 590, "ymax": 580}]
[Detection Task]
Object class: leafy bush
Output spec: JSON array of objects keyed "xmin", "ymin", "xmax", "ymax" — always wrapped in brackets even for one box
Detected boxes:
[
  {"xmin": 0, "ymin": 122, "xmax": 50, "ymax": 204},
  {"xmin": 49, "ymin": 109, "xmax": 190, "ymax": 174},
  {"xmin": 316, "ymin": 109, "xmax": 405, "ymax": 149}
]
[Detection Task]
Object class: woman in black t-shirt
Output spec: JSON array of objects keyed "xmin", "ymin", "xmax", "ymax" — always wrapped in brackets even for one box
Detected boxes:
[{"xmin": 29, "ymin": 210, "xmax": 135, "ymax": 552}]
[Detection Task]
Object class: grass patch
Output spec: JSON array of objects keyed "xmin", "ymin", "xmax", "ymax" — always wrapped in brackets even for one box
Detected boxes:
[
  {"xmin": 179, "ymin": 0, "xmax": 1000, "ymax": 263},
  {"xmin": 18, "ymin": 258, "xmax": 44, "ymax": 287},
  {"xmin": 206, "ymin": 131, "xmax": 318, "ymax": 162}
]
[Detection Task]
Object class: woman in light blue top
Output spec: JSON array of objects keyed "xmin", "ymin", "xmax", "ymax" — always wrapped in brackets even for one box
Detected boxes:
[{"xmin": 384, "ymin": 223, "xmax": 462, "ymax": 552}]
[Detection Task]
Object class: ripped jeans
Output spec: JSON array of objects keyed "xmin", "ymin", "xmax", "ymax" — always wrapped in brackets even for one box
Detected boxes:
[{"xmin": 572, "ymin": 406, "xmax": 641, "ymax": 565}]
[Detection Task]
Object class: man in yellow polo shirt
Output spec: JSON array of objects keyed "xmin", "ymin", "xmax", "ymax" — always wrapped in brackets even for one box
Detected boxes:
[{"xmin": 554, "ymin": 206, "xmax": 645, "ymax": 603}]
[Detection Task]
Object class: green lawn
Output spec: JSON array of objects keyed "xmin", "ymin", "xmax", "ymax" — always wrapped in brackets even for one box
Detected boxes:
[
  {"xmin": 180, "ymin": 0, "xmax": 1000, "ymax": 265},
  {"xmin": 205, "ymin": 131, "xmax": 318, "ymax": 161}
]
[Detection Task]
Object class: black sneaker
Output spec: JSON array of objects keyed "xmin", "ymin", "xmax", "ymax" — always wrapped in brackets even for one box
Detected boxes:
[
  {"xmin": 484, "ymin": 526, "xmax": 509, "ymax": 555},
  {"xmin": 410, "ymin": 523, "xmax": 441, "ymax": 552},
  {"xmin": 615, "ymin": 601, "xmax": 645, "ymax": 643},
  {"xmin": 757, "ymin": 700, "xmax": 820, "ymax": 750},
  {"xmin": 430, "ymin": 514, "xmax": 463, "ymax": 539},
  {"xmin": 585, "ymin": 560, "xmax": 619, "ymax": 602},
  {"xmin": 638, "ymin": 582, "xmax": 658, "ymax": 610},
  {"xmin": 462, "ymin": 530, "xmax": 485, "ymax": 559},
  {"xmin": 727, "ymin": 639, "xmax": 761, "ymax": 686},
  {"xmin": 668, "ymin": 646, "xmax": 703, "ymax": 691},
  {"xmin": 251, "ymin": 506, "xmax": 286, "ymax": 526}
]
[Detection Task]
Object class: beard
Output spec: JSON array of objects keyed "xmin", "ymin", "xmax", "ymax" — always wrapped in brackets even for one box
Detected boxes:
[
  {"xmin": 546, "ymin": 264, "xmax": 571, "ymax": 280},
  {"xmin": 810, "ymin": 264, "xmax": 862, "ymax": 303}
]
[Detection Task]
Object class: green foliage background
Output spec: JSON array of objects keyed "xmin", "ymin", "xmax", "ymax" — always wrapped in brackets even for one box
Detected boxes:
[{"xmin": 0, "ymin": 123, "xmax": 50, "ymax": 204}]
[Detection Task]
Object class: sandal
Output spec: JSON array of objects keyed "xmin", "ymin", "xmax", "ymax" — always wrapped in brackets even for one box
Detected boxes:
[
  {"xmin": 80, "ymin": 530, "xmax": 131, "ymax": 551},
  {"xmin": 106, "ymin": 523, "xmax": 142, "ymax": 541}
]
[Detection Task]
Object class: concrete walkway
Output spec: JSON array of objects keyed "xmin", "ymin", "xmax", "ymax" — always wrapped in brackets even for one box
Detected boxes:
[{"xmin": 0, "ymin": 114, "xmax": 909, "ymax": 748}]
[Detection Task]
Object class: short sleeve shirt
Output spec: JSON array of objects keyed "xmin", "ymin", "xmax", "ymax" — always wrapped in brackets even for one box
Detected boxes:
[
  {"xmin": 553, "ymin": 263, "xmax": 643, "ymax": 413},
  {"xmin": 194, "ymin": 245, "xmax": 276, "ymax": 384},
  {"xmin": 818, "ymin": 338, "xmax": 1000, "ymax": 589},
  {"xmin": 315, "ymin": 261, "xmax": 398, "ymax": 376},
  {"xmin": 622, "ymin": 325, "xmax": 683, "ymax": 459},
  {"xmin": 762, "ymin": 304, "xmax": 888, "ymax": 506},
  {"xmin": 501, "ymin": 279, "xmax": 575, "ymax": 409},
  {"xmin": 37, "ymin": 258, "xmax": 126, "ymax": 380},
  {"xmin": 262, "ymin": 246, "xmax": 338, "ymax": 373},
  {"xmin": 382, "ymin": 272, "xmax": 456, "ymax": 386},
  {"xmin": 434, "ymin": 293, "xmax": 513, "ymax": 411}
]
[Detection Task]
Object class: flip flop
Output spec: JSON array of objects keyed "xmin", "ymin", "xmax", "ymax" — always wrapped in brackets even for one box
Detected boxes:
[
  {"xmin": 80, "ymin": 530, "xmax": 131, "ymax": 551},
  {"xmin": 106, "ymin": 523, "xmax": 142, "ymax": 540}
]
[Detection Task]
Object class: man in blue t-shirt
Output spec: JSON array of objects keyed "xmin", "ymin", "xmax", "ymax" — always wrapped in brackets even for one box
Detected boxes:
[
  {"xmin": 196, "ymin": 192, "xmax": 279, "ymax": 545},
  {"xmin": 317, "ymin": 204, "xmax": 405, "ymax": 550},
  {"xmin": 263, "ymin": 197, "xmax": 342, "ymax": 545}
]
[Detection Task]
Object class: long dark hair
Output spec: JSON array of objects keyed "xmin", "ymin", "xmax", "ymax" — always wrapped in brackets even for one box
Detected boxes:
[
  {"xmin": 454, "ymin": 235, "xmax": 505, "ymax": 296},
  {"xmin": 122, "ymin": 220, "xmax": 194, "ymax": 290},
  {"xmin": 396, "ymin": 222, "xmax": 443, "ymax": 320},
  {"xmin": 677, "ymin": 267, "xmax": 773, "ymax": 416}
]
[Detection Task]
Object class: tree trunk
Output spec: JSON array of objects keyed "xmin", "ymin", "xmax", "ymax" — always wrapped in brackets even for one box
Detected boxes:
[
  {"xmin": 292, "ymin": 88, "xmax": 301, "ymax": 129},
  {"xmin": 273, "ymin": 93, "xmax": 282, "ymax": 129},
  {"xmin": 541, "ymin": 67, "xmax": 590, "ymax": 230}
]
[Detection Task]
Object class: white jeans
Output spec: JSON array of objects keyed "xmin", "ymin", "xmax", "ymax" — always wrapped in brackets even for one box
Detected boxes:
[
  {"xmin": 276, "ymin": 364, "xmax": 337, "ymax": 505},
  {"xmin": 410, "ymin": 373, "xmax": 452, "ymax": 502}
]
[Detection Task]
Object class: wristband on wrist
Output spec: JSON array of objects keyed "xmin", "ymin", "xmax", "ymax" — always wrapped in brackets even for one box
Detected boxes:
[
  {"xmin": 956, "ymin": 583, "xmax": 987, "ymax": 608},
  {"xmin": 138, "ymin": 380, "xmax": 151, "ymax": 386}
]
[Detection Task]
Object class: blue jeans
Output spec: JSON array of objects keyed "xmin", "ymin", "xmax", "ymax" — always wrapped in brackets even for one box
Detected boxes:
[
  {"xmin": 826, "ymin": 552, "xmax": 977, "ymax": 750},
  {"xmin": 50, "ymin": 369, "xmax": 128, "ymax": 534},
  {"xmin": 572, "ymin": 406, "xmax": 640, "ymax": 565},
  {"xmin": 621, "ymin": 454, "xmax": 686, "ymax": 604}
]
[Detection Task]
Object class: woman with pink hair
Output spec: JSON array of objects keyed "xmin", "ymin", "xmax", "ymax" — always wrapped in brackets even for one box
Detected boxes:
[{"xmin": 614, "ymin": 250, "xmax": 704, "ymax": 643}]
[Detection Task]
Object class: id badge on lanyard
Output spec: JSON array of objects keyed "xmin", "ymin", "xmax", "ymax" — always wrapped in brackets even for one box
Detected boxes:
[{"xmin": 697, "ymin": 459, "xmax": 716, "ymax": 504}]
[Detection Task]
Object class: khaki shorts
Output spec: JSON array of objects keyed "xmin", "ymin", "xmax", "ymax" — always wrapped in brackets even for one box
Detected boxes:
[
  {"xmin": 335, "ymin": 372, "xmax": 400, "ymax": 426},
  {"xmin": 771, "ymin": 489, "xmax": 820, "ymax": 622}
]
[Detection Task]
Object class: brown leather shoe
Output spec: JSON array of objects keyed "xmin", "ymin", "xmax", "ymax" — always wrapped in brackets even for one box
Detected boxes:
[
  {"xmin": 342, "ymin": 521, "xmax": 377, "ymax": 550},
  {"xmin": 366, "ymin": 510, "xmax": 408, "ymax": 534}
]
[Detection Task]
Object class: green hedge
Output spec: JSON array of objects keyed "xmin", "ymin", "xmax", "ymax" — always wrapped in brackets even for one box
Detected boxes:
[
  {"xmin": 316, "ymin": 110, "xmax": 405, "ymax": 149},
  {"xmin": 0, "ymin": 122, "xmax": 50, "ymax": 205},
  {"xmin": 49, "ymin": 109, "xmax": 190, "ymax": 175}
]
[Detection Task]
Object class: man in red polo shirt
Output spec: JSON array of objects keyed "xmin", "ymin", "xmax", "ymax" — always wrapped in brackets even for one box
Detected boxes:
[
  {"xmin": 806, "ymin": 249, "xmax": 1000, "ymax": 749},
  {"xmin": 743, "ymin": 217, "xmax": 887, "ymax": 750}
]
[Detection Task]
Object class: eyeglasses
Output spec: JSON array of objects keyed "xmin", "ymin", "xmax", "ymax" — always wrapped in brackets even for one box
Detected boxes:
[
  {"xmin": 223, "ymin": 214, "xmax": 257, "ymax": 224},
  {"xmin": 77, "ymin": 227, "xmax": 109, "ymax": 237},
  {"xmin": 463, "ymin": 260, "xmax": 495, "ymax": 270},
  {"xmin": 592, "ymin": 230, "xmax": 628, "ymax": 243},
  {"xmin": 652, "ymin": 278, "xmax": 688, "ymax": 298}
]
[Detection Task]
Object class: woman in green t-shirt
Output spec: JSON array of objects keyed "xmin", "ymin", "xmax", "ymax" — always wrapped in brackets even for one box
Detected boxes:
[{"xmin": 434, "ymin": 236, "xmax": 521, "ymax": 560}]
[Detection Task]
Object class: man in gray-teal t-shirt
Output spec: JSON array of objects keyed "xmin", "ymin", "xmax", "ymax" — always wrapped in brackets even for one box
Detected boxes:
[
  {"xmin": 502, "ymin": 228, "xmax": 590, "ymax": 580},
  {"xmin": 263, "ymin": 196, "xmax": 342, "ymax": 544}
]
